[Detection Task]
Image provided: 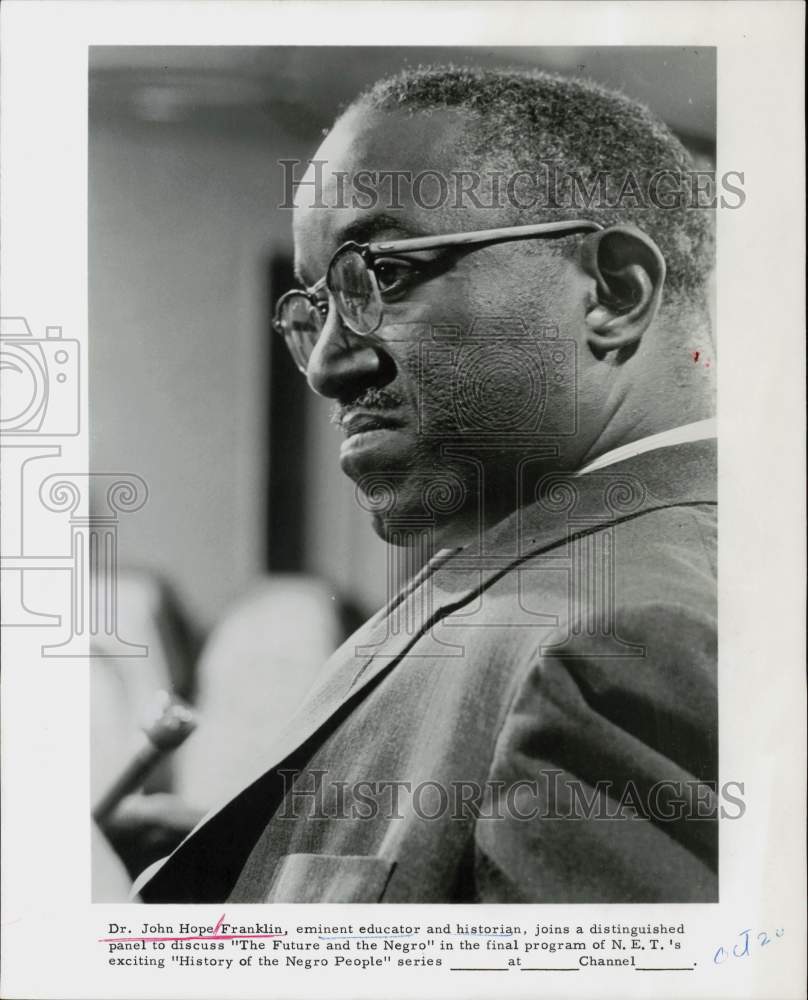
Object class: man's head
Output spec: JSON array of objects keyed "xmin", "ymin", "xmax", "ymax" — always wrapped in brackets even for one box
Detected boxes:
[{"xmin": 286, "ymin": 66, "xmax": 715, "ymax": 545}]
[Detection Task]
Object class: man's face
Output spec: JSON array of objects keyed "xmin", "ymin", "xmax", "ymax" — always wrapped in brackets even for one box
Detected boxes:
[{"xmin": 292, "ymin": 106, "xmax": 591, "ymax": 545}]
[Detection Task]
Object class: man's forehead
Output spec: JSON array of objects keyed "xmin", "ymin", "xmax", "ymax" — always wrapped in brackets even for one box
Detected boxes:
[
  {"xmin": 317, "ymin": 104, "xmax": 471, "ymax": 176},
  {"xmin": 291, "ymin": 105, "xmax": 477, "ymax": 283}
]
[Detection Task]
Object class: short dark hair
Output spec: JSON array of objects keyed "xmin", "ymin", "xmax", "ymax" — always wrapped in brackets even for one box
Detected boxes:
[{"xmin": 350, "ymin": 65, "xmax": 714, "ymax": 297}]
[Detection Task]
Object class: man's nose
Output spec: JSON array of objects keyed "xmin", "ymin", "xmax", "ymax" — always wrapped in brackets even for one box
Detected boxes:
[{"xmin": 306, "ymin": 308, "xmax": 387, "ymax": 398}]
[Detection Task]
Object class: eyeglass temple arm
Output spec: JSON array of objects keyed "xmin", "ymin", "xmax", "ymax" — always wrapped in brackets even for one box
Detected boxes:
[
  {"xmin": 300, "ymin": 220, "xmax": 604, "ymax": 296},
  {"xmin": 370, "ymin": 219, "xmax": 603, "ymax": 254}
]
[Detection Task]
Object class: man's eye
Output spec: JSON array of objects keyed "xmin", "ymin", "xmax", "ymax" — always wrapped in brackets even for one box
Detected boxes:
[{"xmin": 373, "ymin": 259, "xmax": 417, "ymax": 296}]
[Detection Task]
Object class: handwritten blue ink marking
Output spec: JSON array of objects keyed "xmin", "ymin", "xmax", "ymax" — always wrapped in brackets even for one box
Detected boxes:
[{"xmin": 714, "ymin": 927, "xmax": 785, "ymax": 965}]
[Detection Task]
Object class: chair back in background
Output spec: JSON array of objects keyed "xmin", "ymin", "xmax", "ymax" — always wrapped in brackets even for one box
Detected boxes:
[{"xmin": 174, "ymin": 574, "xmax": 344, "ymax": 811}]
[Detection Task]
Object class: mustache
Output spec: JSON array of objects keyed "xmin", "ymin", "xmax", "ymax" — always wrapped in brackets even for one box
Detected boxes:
[{"xmin": 330, "ymin": 387, "xmax": 404, "ymax": 427}]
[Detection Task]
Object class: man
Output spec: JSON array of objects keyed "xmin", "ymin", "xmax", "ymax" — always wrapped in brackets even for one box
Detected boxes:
[{"xmin": 137, "ymin": 66, "xmax": 717, "ymax": 903}]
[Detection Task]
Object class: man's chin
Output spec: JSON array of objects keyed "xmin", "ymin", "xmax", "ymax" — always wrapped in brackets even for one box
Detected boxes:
[
  {"xmin": 369, "ymin": 512, "xmax": 405, "ymax": 544},
  {"xmin": 338, "ymin": 428, "xmax": 422, "ymax": 517},
  {"xmin": 338, "ymin": 426, "xmax": 410, "ymax": 480}
]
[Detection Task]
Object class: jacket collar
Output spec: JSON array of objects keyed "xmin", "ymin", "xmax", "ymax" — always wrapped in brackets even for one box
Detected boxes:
[
  {"xmin": 577, "ymin": 417, "xmax": 717, "ymax": 474},
  {"xmin": 430, "ymin": 437, "xmax": 716, "ymax": 599}
]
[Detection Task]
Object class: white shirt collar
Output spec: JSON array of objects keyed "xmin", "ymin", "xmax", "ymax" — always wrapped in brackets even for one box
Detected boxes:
[{"xmin": 577, "ymin": 417, "xmax": 717, "ymax": 475}]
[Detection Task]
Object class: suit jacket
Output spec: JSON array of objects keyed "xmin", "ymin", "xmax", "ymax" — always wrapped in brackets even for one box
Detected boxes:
[{"xmin": 138, "ymin": 439, "xmax": 717, "ymax": 904}]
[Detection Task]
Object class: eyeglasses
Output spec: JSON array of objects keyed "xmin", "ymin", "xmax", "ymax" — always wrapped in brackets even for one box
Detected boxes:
[{"xmin": 273, "ymin": 219, "xmax": 603, "ymax": 373}]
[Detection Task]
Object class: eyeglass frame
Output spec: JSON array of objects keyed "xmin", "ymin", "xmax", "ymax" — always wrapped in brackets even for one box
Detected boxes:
[{"xmin": 273, "ymin": 218, "xmax": 604, "ymax": 372}]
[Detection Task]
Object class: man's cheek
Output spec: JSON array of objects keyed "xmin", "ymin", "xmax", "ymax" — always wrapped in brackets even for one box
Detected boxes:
[
  {"xmin": 415, "ymin": 344, "xmax": 536, "ymax": 438},
  {"xmin": 413, "ymin": 369, "xmax": 464, "ymax": 436}
]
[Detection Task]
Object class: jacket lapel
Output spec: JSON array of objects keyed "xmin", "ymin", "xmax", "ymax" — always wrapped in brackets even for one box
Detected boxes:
[{"xmin": 138, "ymin": 439, "xmax": 715, "ymax": 900}]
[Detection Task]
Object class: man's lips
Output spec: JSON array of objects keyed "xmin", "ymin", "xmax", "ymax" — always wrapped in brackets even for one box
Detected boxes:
[
  {"xmin": 338, "ymin": 410, "xmax": 409, "ymax": 468},
  {"xmin": 339, "ymin": 410, "xmax": 404, "ymax": 438}
]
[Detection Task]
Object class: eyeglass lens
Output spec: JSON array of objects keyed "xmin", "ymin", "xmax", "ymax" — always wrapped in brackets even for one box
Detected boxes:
[
  {"xmin": 281, "ymin": 294, "xmax": 324, "ymax": 372},
  {"xmin": 277, "ymin": 247, "xmax": 384, "ymax": 372},
  {"xmin": 327, "ymin": 247, "xmax": 383, "ymax": 337}
]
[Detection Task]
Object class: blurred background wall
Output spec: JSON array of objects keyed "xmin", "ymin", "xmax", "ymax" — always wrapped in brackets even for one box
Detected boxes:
[{"xmin": 89, "ymin": 46, "xmax": 716, "ymax": 634}]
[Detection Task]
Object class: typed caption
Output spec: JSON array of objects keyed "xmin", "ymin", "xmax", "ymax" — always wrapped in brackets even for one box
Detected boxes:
[{"xmin": 100, "ymin": 914, "xmax": 697, "ymax": 975}]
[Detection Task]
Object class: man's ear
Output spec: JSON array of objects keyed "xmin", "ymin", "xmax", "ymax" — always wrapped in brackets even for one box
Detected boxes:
[{"xmin": 578, "ymin": 225, "xmax": 666, "ymax": 354}]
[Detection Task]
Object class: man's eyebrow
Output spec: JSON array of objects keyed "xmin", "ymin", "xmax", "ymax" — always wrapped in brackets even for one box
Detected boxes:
[{"xmin": 334, "ymin": 213, "xmax": 421, "ymax": 246}]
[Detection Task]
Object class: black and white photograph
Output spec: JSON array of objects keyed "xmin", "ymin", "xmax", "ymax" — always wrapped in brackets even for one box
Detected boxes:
[
  {"xmin": 88, "ymin": 44, "xmax": 722, "ymax": 906},
  {"xmin": 1, "ymin": 4, "xmax": 804, "ymax": 999}
]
